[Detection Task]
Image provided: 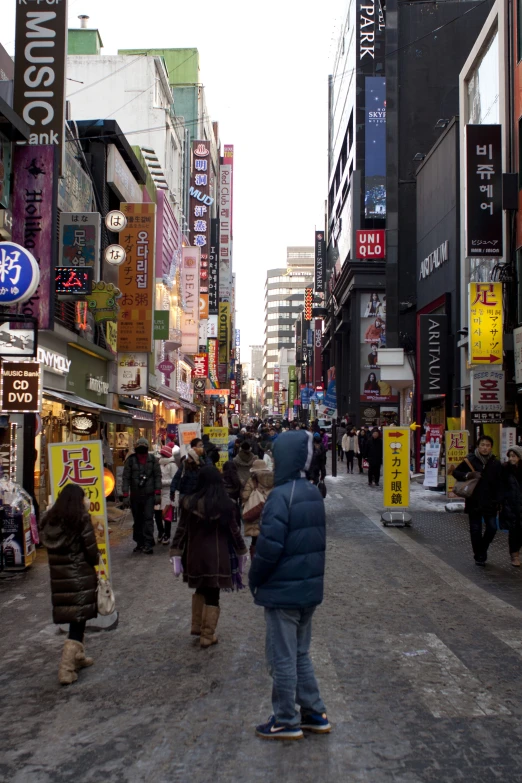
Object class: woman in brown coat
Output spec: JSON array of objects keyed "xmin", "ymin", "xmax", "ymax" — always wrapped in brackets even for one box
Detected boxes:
[
  {"xmin": 39, "ymin": 483, "xmax": 100, "ymax": 685},
  {"xmin": 170, "ymin": 467, "xmax": 247, "ymax": 648},
  {"xmin": 241, "ymin": 459, "xmax": 274, "ymax": 560}
]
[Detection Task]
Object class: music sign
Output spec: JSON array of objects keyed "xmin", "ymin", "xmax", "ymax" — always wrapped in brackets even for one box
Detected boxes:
[
  {"xmin": 356, "ymin": 230, "xmax": 385, "ymax": 259},
  {"xmin": 1, "ymin": 361, "xmax": 41, "ymax": 413},
  {"xmin": 469, "ymin": 283, "xmax": 503, "ymax": 365}
]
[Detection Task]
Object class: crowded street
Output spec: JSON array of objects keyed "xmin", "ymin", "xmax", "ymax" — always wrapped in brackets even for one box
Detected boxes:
[{"xmin": 2, "ymin": 462, "xmax": 522, "ymax": 782}]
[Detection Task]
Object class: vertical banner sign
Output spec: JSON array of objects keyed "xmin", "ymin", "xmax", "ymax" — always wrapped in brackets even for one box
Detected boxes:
[
  {"xmin": 468, "ymin": 283, "xmax": 503, "ymax": 365},
  {"xmin": 419, "ymin": 315, "xmax": 447, "ymax": 395},
  {"xmin": 48, "ymin": 440, "xmax": 112, "ymax": 580},
  {"xmin": 219, "ymin": 163, "xmax": 233, "ymax": 302},
  {"xmin": 446, "ymin": 431, "xmax": 469, "ymax": 497},
  {"xmin": 466, "ymin": 125, "xmax": 503, "ymax": 257},
  {"xmin": 194, "ymin": 353, "xmax": 209, "ymax": 378},
  {"xmin": 207, "ymin": 338, "xmax": 219, "ymax": 388},
  {"xmin": 218, "ymin": 301, "xmax": 230, "ymax": 382},
  {"xmin": 383, "ymin": 427, "xmax": 410, "ymax": 509},
  {"xmin": 515, "ymin": 326, "xmax": 522, "ymax": 385},
  {"xmin": 314, "ymin": 319, "xmax": 323, "ymax": 386},
  {"xmin": 314, "ymin": 231, "xmax": 325, "ymax": 293},
  {"xmin": 117, "ymin": 203, "xmax": 156, "ymax": 352},
  {"xmin": 180, "ymin": 247, "xmax": 200, "ymax": 354},
  {"xmin": 364, "ymin": 77, "xmax": 387, "ymax": 219},
  {"xmin": 204, "ymin": 426, "xmax": 229, "ymax": 470},
  {"xmin": 224, "ymin": 144, "xmax": 234, "ymax": 231},
  {"xmin": 424, "ymin": 424, "xmax": 444, "ymax": 488},
  {"xmin": 470, "ymin": 369, "xmax": 505, "ymax": 412},
  {"xmin": 14, "ymin": 1, "xmax": 68, "ymax": 166},
  {"xmin": 12, "ymin": 146, "xmax": 58, "ymax": 329},
  {"xmin": 208, "ymin": 218, "xmax": 219, "ymax": 314},
  {"xmin": 304, "ymin": 287, "xmax": 313, "ymax": 321},
  {"xmin": 501, "ymin": 427, "xmax": 516, "ymax": 461},
  {"xmin": 190, "ymin": 141, "xmax": 212, "ymax": 293}
]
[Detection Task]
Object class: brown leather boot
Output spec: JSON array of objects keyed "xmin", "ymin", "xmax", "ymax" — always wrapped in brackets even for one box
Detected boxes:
[
  {"xmin": 74, "ymin": 642, "xmax": 94, "ymax": 669},
  {"xmin": 200, "ymin": 605, "xmax": 220, "ymax": 648},
  {"xmin": 58, "ymin": 640, "xmax": 80, "ymax": 685},
  {"xmin": 191, "ymin": 593, "xmax": 205, "ymax": 635},
  {"xmin": 511, "ymin": 552, "xmax": 521, "ymax": 567}
]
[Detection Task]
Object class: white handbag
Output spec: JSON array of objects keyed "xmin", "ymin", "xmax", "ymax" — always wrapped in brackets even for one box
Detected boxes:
[{"xmin": 97, "ymin": 573, "xmax": 115, "ymax": 616}]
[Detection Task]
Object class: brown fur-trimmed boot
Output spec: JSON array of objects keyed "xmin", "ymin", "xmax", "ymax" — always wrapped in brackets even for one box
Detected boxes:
[
  {"xmin": 191, "ymin": 593, "xmax": 205, "ymax": 635},
  {"xmin": 200, "ymin": 605, "xmax": 220, "ymax": 648},
  {"xmin": 74, "ymin": 642, "xmax": 94, "ymax": 669},
  {"xmin": 58, "ymin": 640, "xmax": 80, "ymax": 685}
]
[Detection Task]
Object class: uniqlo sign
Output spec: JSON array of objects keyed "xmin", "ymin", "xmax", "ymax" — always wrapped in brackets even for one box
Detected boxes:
[
  {"xmin": 470, "ymin": 369, "xmax": 505, "ymax": 412},
  {"xmin": 356, "ymin": 230, "xmax": 385, "ymax": 259}
]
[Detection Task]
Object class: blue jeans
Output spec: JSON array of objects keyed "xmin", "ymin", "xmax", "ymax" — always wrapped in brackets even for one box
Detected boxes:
[
  {"xmin": 264, "ymin": 607, "xmax": 326, "ymax": 727},
  {"xmin": 468, "ymin": 512, "xmax": 497, "ymax": 559}
]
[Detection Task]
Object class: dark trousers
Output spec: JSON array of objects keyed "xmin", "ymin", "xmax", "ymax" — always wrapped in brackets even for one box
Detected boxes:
[
  {"xmin": 337, "ymin": 444, "xmax": 344, "ymax": 461},
  {"xmin": 154, "ymin": 509, "xmax": 172, "ymax": 540},
  {"xmin": 345, "ymin": 450, "xmax": 355, "ymax": 472},
  {"xmin": 69, "ymin": 620, "xmax": 86, "ymax": 642},
  {"xmin": 130, "ymin": 495, "xmax": 155, "ymax": 549},
  {"xmin": 509, "ymin": 525, "xmax": 522, "ymax": 554},
  {"xmin": 368, "ymin": 464, "xmax": 381, "ymax": 485},
  {"xmin": 195, "ymin": 586, "xmax": 220, "ymax": 606},
  {"xmin": 357, "ymin": 454, "xmax": 364, "ymax": 473},
  {"xmin": 468, "ymin": 512, "xmax": 497, "ymax": 559}
]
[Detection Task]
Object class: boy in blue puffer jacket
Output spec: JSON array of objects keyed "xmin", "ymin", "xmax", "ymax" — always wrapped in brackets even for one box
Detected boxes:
[{"xmin": 249, "ymin": 430, "xmax": 330, "ymax": 741}]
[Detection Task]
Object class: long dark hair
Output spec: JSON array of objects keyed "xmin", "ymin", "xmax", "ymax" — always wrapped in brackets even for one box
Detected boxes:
[
  {"xmin": 186, "ymin": 466, "xmax": 235, "ymax": 520},
  {"xmin": 41, "ymin": 483, "xmax": 87, "ymax": 536}
]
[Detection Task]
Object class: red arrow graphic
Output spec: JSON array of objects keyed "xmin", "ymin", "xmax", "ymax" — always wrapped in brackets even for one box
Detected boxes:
[
  {"xmin": 473, "ymin": 354, "xmax": 501, "ymax": 363},
  {"xmin": 388, "ymin": 431, "xmax": 404, "ymax": 438}
]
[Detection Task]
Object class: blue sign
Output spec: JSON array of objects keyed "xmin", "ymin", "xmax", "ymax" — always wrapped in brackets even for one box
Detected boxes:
[
  {"xmin": 324, "ymin": 380, "xmax": 337, "ymax": 410},
  {"xmin": 0, "ymin": 242, "xmax": 40, "ymax": 306},
  {"xmin": 300, "ymin": 386, "xmax": 313, "ymax": 405}
]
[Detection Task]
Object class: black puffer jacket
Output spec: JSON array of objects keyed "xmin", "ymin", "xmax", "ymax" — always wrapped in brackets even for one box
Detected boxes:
[
  {"xmin": 122, "ymin": 452, "xmax": 161, "ymax": 497},
  {"xmin": 171, "ymin": 454, "xmax": 203, "ymax": 497},
  {"xmin": 39, "ymin": 513, "xmax": 99, "ymax": 624},
  {"xmin": 453, "ymin": 452, "xmax": 502, "ymax": 514},
  {"xmin": 499, "ymin": 463, "xmax": 522, "ymax": 529}
]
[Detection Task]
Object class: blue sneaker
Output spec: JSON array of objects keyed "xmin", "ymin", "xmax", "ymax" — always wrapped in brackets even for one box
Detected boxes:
[
  {"xmin": 300, "ymin": 711, "xmax": 332, "ymax": 733},
  {"xmin": 255, "ymin": 715, "xmax": 304, "ymax": 741}
]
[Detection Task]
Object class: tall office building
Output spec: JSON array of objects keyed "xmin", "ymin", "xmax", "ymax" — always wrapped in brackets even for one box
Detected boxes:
[
  {"xmin": 263, "ymin": 247, "xmax": 314, "ymax": 412},
  {"xmin": 249, "ymin": 345, "xmax": 263, "ymax": 381}
]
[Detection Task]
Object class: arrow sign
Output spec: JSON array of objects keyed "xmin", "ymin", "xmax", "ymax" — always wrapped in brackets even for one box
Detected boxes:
[
  {"xmin": 473, "ymin": 355, "xmax": 501, "ymax": 363},
  {"xmin": 388, "ymin": 431, "xmax": 404, "ymax": 438}
]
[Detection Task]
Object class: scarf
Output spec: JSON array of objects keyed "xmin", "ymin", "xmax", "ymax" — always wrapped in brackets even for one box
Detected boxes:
[{"xmin": 475, "ymin": 448, "xmax": 493, "ymax": 467}]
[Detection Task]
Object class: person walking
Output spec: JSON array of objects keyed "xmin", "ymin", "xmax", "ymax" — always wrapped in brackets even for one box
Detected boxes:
[
  {"xmin": 357, "ymin": 427, "xmax": 368, "ymax": 474},
  {"xmin": 336, "ymin": 421, "xmax": 347, "ymax": 462},
  {"xmin": 122, "ymin": 437, "xmax": 161, "ymax": 554},
  {"xmin": 222, "ymin": 460, "xmax": 241, "ymax": 503},
  {"xmin": 39, "ymin": 484, "xmax": 99, "ymax": 685},
  {"xmin": 500, "ymin": 446, "xmax": 522, "ymax": 566},
  {"xmin": 234, "ymin": 440, "xmax": 257, "ymax": 489},
  {"xmin": 453, "ymin": 435, "xmax": 502, "ymax": 566},
  {"xmin": 170, "ymin": 439, "xmax": 206, "ymax": 502},
  {"xmin": 155, "ymin": 444, "xmax": 179, "ymax": 545},
  {"xmin": 341, "ymin": 427, "xmax": 359, "ymax": 474},
  {"xmin": 306, "ymin": 432, "xmax": 326, "ymax": 486},
  {"xmin": 365, "ymin": 428, "xmax": 383, "ymax": 487},
  {"xmin": 242, "ymin": 459, "xmax": 274, "ymax": 560},
  {"xmin": 170, "ymin": 467, "xmax": 248, "ymax": 647},
  {"xmin": 249, "ymin": 430, "xmax": 329, "ymax": 740}
]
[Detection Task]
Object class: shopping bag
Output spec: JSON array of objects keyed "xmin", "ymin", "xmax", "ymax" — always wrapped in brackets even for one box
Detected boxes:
[
  {"xmin": 162, "ymin": 504, "xmax": 173, "ymax": 523},
  {"xmin": 362, "ymin": 459, "xmax": 369, "ymax": 471},
  {"xmin": 97, "ymin": 575, "xmax": 115, "ymax": 615}
]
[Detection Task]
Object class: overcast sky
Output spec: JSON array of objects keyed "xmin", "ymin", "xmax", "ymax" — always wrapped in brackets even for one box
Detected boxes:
[{"xmin": 3, "ymin": 0, "xmax": 346, "ymax": 354}]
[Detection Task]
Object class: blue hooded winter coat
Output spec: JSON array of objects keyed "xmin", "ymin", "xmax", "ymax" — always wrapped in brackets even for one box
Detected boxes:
[{"xmin": 248, "ymin": 430, "xmax": 326, "ymax": 609}]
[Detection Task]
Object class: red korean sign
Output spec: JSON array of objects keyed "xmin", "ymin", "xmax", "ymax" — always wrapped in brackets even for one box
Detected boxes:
[
  {"xmin": 194, "ymin": 353, "xmax": 209, "ymax": 378},
  {"xmin": 356, "ymin": 230, "xmax": 386, "ymax": 259}
]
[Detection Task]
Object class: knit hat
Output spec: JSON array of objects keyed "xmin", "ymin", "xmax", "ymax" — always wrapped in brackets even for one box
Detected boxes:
[
  {"xmin": 506, "ymin": 445, "xmax": 522, "ymax": 460},
  {"xmin": 135, "ymin": 437, "xmax": 149, "ymax": 449},
  {"xmin": 160, "ymin": 444, "xmax": 173, "ymax": 458},
  {"xmin": 251, "ymin": 459, "xmax": 270, "ymax": 473},
  {"xmin": 313, "ymin": 432, "xmax": 321, "ymax": 441}
]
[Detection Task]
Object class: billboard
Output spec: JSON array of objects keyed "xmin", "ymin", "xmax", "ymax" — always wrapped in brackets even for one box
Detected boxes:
[
  {"xmin": 360, "ymin": 292, "xmax": 397, "ymax": 404},
  {"xmin": 364, "ymin": 77, "xmax": 386, "ymax": 219}
]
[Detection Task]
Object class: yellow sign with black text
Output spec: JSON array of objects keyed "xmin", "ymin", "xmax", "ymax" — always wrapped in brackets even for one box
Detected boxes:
[
  {"xmin": 383, "ymin": 427, "xmax": 410, "ymax": 508},
  {"xmin": 445, "ymin": 430, "xmax": 469, "ymax": 498},
  {"xmin": 469, "ymin": 282, "xmax": 503, "ymax": 365}
]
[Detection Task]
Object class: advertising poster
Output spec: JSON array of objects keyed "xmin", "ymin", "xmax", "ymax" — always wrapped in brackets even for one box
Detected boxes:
[
  {"xmin": 468, "ymin": 282, "xmax": 503, "ymax": 365},
  {"xmin": 424, "ymin": 424, "xmax": 444, "ymax": 488},
  {"xmin": 500, "ymin": 427, "xmax": 516, "ymax": 461},
  {"xmin": 383, "ymin": 427, "xmax": 410, "ymax": 509},
  {"xmin": 360, "ymin": 292, "xmax": 396, "ymax": 405},
  {"xmin": 446, "ymin": 430, "xmax": 469, "ymax": 497},
  {"xmin": 117, "ymin": 353, "xmax": 148, "ymax": 395},
  {"xmin": 178, "ymin": 423, "xmax": 202, "ymax": 458},
  {"xmin": 48, "ymin": 441, "xmax": 111, "ymax": 580},
  {"xmin": 365, "ymin": 77, "xmax": 387, "ymax": 219},
  {"xmin": 203, "ymin": 426, "xmax": 228, "ymax": 470}
]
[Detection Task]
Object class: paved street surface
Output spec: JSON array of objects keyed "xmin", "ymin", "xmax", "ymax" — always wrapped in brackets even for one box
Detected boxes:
[{"xmin": 2, "ymin": 464, "xmax": 522, "ymax": 783}]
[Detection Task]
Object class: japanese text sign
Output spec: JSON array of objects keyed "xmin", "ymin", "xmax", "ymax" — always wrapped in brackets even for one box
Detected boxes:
[
  {"xmin": 470, "ymin": 369, "xmax": 505, "ymax": 412},
  {"xmin": 59, "ymin": 212, "xmax": 100, "ymax": 270},
  {"xmin": 48, "ymin": 440, "xmax": 112, "ymax": 580},
  {"xmin": 117, "ymin": 203, "xmax": 156, "ymax": 353},
  {"xmin": 468, "ymin": 282, "xmax": 503, "ymax": 365},
  {"xmin": 356, "ymin": 230, "xmax": 386, "ymax": 259},
  {"xmin": 383, "ymin": 427, "xmax": 410, "ymax": 508},
  {"xmin": 208, "ymin": 218, "xmax": 219, "ymax": 314},
  {"xmin": 0, "ymin": 241, "xmax": 40, "ymax": 305},
  {"xmin": 465, "ymin": 125, "xmax": 503, "ymax": 257},
  {"xmin": 445, "ymin": 430, "xmax": 468, "ymax": 498}
]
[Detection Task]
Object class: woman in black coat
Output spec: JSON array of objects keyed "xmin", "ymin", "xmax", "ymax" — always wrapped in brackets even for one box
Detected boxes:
[
  {"xmin": 39, "ymin": 484, "xmax": 100, "ymax": 685},
  {"xmin": 170, "ymin": 467, "xmax": 247, "ymax": 648},
  {"xmin": 499, "ymin": 446, "xmax": 522, "ymax": 566}
]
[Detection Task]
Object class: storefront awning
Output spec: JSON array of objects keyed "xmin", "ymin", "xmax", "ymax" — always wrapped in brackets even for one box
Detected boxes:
[
  {"xmin": 120, "ymin": 404, "xmax": 155, "ymax": 422},
  {"xmin": 180, "ymin": 399, "xmax": 197, "ymax": 413},
  {"xmin": 43, "ymin": 389, "xmax": 133, "ymax": 425}
]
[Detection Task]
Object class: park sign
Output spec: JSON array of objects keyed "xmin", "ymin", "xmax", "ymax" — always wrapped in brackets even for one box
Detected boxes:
[{"xmin": 0, "ymin": 242, "xmax": 40, "ymax": 305}]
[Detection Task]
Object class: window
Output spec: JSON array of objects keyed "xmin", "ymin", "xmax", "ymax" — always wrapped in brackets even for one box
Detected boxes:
[{"xmin": 467, "ymin": 30, "xmax": 499, "ymax": 124}]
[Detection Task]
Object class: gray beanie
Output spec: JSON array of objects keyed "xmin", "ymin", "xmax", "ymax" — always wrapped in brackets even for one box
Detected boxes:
[{"xmin": 506, "ymin": 445, "xmax": 522, "ymax": 460}]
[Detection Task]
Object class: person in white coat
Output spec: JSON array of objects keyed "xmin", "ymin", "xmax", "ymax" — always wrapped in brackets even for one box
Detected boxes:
[
  {"xmin": 155, "ymin": 444, "xmax": 180, "ymax": 544},
  {"xmin": 341, "ymin": 428, "xmax": 360, "ymax": 474}
]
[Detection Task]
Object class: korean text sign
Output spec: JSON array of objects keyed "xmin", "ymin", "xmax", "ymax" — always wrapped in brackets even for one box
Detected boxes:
[
  {"xmin": 445, "ymin": 430, "xmax": 468, "ymax": 497},
  {"xmin": 383, "ymin": 427, "xmax": 410, "ymax": 509},
  {"xmin": 468, "ymin": 282, "xmax": 503, "ymax": 365},
  {"xmin": 48, "ymin": 440, "xmax": 112, "ymax": 580},
  {"xmin": 117, "ymin": 203, "xmax": 156, "ymax": 352},
  {"xmin": 190, "ymin": 141, "xmax": 212, "ymax": 293},
  {"xmin": 465, "ymin": 125, "xmax": 503, "ymax": 257}
]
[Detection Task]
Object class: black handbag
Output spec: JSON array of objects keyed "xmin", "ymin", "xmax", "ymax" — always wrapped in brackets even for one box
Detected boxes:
[{"xmin": 317, "ymin": 480, "xmax": 327, "ymax": 498}]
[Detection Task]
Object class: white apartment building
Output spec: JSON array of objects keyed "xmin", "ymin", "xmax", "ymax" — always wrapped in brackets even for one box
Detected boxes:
[{"xmin": 263, "ymin": 247, "xmax": 314, "ymax": 411}]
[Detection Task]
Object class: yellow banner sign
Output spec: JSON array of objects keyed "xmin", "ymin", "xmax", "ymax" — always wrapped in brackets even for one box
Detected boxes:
[
  {"xmin": 218, "ymin": 301, "xmax": 230, "ymax": 365},
  {"xmin": 48, "ymin": 440, "xmax": 111, "ymax": 580},
  {"xmin": 469, "ymin": 282, "xmax": 503, "ymax": 365},
  {"xmin": 383, "ymin": 427, "xmax": 410, "ymax": 508},
  {"xmin": 204, "ymin": 426, "xmax": 229, "ymax": 471},
  {"xmin": 445, "ymin": 430, "xmax": 469, "ymax": 498}
]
